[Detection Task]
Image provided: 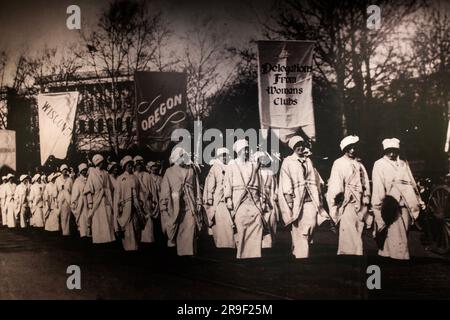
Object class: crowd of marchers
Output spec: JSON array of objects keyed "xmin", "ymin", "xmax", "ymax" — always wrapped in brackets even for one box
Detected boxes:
[{"xmin": 0, "ymin": 135, "xmax": 425, "ymax": 260}]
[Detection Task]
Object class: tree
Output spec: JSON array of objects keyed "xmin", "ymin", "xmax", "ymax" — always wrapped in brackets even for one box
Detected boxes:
[{"xmin": 78, "ymin": 0, "xmax": 175, "ymax": 156}]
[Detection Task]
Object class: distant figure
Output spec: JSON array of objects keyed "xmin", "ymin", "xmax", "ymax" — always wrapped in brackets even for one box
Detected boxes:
[
  {"xmin": 56, "ymin": 164, "xmax": 73, "ymax": 236},
  {"xmin": 71, "ymin": 163, "xmax": 91, "ymax": 238},
  {"xmin": 29, "ymin": 174, "xmax": 45, "ymax": 228},
  {"xmin": 15, "ymin": 175, "xmax": 31, "ymax": 228},
  {"xmin": 44, "ymin": 173, "xmax": 61, "ymax": 232},
  {"xmin": 0, "ymin": 176, "xmax": 8, "ymax": 226},
  {"xmin": 4, "ymin": 174, "xmax": 17, "ymax": 228}
]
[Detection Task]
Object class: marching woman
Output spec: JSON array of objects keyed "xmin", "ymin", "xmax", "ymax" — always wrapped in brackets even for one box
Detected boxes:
[
  {"xmin": 371, "ymin": 138, "xmax": 425, "ymax": 260},
  {"xmin": 44, "ymin": 172, "xmax": 61, "ymax": 232},
  {"xmin": 203, "ymin": 148, "xmax": 235, "ymax": 248},
  {"xmin": 0, "ymin": 176, "xmax": 7, "ymax": 226},
  {"xmin": 160, "ymin": 147, "xmax": 203, "ymax": 256},
  {"xmin": 56, "ymin": 164, "xmax": 74, "ymax": 236},
  {"xmin": 29, "ymin": 174, "xmax": 45, "ymax": 228},
  {"xmin": 71, "ymin": 163, "xmax": 91, "ymax": 238},
  {"xmin": 83, "ymin": 154, "xmax": 115, "ymax": 244},
  {"xmin": 4, "ymin": 174, "xmax": 17, "ymax": 228},
  {"xmin": 113, "ymin": 156, "xmax": 145, "ymax": 251}
]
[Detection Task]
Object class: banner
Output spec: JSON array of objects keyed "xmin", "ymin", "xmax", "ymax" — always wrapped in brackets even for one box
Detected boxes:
[
  {"xmin": 0, "ymin": 130, "xmax": 16, "ymax": 171},
  {"xmin": 257, "ymin": 40, "xmax": 315, "ymax": 143},
  {"xmin": 37, "ymin": 92, "xmax": 79, "ymax": 165},
  {"xmin": 135, "ymin": 72, "xmax": 187, "ymax": 152}
]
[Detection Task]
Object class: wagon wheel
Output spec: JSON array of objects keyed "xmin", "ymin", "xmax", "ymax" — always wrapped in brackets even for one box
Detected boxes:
[{"xmin": 426, "ymin": 186, "xmax": 450, "ymax": 254}]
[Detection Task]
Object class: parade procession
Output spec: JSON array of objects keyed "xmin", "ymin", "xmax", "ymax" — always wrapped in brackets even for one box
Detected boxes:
[{"xmin": 0, "ymin": 0, "xmax": 450, "ymax": 301}]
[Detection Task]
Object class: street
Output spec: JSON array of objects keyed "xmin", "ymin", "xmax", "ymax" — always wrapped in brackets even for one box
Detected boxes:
[{"xmin": 0, "ymin": 224, "xmax": 449, "ymax": 300}]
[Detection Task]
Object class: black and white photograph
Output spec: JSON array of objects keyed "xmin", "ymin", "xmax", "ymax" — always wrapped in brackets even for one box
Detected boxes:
[{"xmin": 0, "ymin": 0, "xmax": 449, "ymax": 304}]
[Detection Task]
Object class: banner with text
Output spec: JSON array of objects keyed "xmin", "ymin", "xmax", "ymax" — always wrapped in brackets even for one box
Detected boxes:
[
  {"xmin": 37, "ymin": 92, "xmax": 79, "ymax": 165},
  {"xmin": 257, "ymin": 40, "xmax": 315, "ymax": 143},
  {"xmin": 0, "ymin": 130, "xmax": 16, "ymax": 171},
  {"xmin": 135, "ymin": 72, "xmax": 188, "ymax": 153}
]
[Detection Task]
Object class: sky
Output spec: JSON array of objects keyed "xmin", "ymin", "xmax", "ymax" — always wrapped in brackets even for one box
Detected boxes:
[{"xmin": 0, "ymin": 0, "xmax": 274, "ymax": 85}]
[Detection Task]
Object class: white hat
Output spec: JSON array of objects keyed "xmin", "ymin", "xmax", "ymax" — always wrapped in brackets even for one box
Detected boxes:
[
  {"xmin": 20, "ymin": 174, "xmax": 30, "ymax": 182},
  {"xmin": 52, "ymin": 172, "xmax": 61, "ymax": 180},
  {"xmin": 147, "ymin": 161, "xmax": 157, "ymax": 167},
  {"xmin": 78, "ymin": 163, "xmax": 88, "ymax": 172},
  {"xmin": 60, "ymin": 164, "xmax": 69, "ymax": 171},
  {"xmin": 170, "ymin": 147, "xmax": 189, "ymax": 165},
  {"xmin": 288, "ymin": 136, "xmax": 304, "ymax": 150},
  {"xmin": 107, "ymin": 162, "xmax": 118, "ymax": 172},
  {"xmin": 340, "ymin": 135, "xmax": 359, "ymax": 151},
  {"xmin": 133, "ymin": 155, "xmax": 144, "ymax": 162},
  {"xmin": 6, "ymin": 173, "xmax": 14, "ymax": 180},
  {"xmin": 120, "ymin": 155, "xmax": 134, "ymax": 168},
  {"xmin": 1, "ymin": 176, "xmax": 7, "ymax": 181},
  {"xmin": 92, "ymin": 154, "xmax": 104, "ymax": 166},
  {"xmin": 217, "ymin": 148, "xmax": 230, "ymax": 156},
  {"xmin": 382, "ymin": 138, "xmax": 400, "ymax": 150},
  {"xmin": 233, "ymin": 139, "xmax": 248, "ymax": 154},
  {"xmin": 32, "ymin": 174, "xmax": 41, "ymax": 183},
  {"xmin": 47, "ymin": 173, "xmax": 54, "ymax": 182}
]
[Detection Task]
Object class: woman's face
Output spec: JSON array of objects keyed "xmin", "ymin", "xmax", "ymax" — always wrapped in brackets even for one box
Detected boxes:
[{"xmin": 385, "ymin": 148, "xmax": 399, "ymax": 161}]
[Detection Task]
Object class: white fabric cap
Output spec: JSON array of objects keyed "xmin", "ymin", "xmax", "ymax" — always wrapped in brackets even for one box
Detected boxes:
[
  {"xmin": 382, "ymin": 138, "xmax": 400, "ymax": 150},
  {"xmin": 170, "ymin": 147, "xmax": 188, "ymax": 164},
  {"xmin": 216, "ymin": 148, "xmax": 230, "ymax": 156},
  {"xmin": 47, "ymin": 173, "xmax": 54, "ymax": 182},
  {"xmin": 133, "ymin": 155, "xmax": 144, "ymax": 162},
  {"xmin": 340, "ymin": 135, "xmax": 360, "ymax": 151},
  {"xmin": 288, "ymin": 136, "xmax": 304, "ymax": 150},
  {"xmin": 60, "ymin": 164, "xmax": 69, "ymax": 171},
  {"xmin": 78, "ymin": 163, "xmax": 88, "ymax": 172},
  {"xmin": 53, "ymin": 172, "xmax": 61, "ymax": 180},
  {"xmin": 92, "ymin": 154, "xmax": 104, "ymax": 166},
  {"xmin": 1, "ymin": 176, "xmax": 7, "ymax": 181},
  {"xmin": 7, "ymin": 173, "xmax": 14, "ymax": 180},
  {"xmin": 32, "ymin": 174, "xmax": 41, "ymax": 183},
  {"xmin": 233, "ymin": 139, "xmax": 248, "ymax": 154},
  {"xmin": 20, "ymin": 174, "xmax": 29, "ymax": 182},
  {"xmin": 147, "ymin": 161, "xmax": 157, "ymax": 167},
  {"xmin": 120, "ymin": 156, "xmax": 134, "ymax": 168}
]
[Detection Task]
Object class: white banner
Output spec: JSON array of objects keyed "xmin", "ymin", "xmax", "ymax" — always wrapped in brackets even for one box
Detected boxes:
[
  {"xmin": 37, "ymin": 92, "xmax": 79, "ymax": 165},
  {"xmin": 0, "ymin": 130, "xmax": 16, "ymax": 171},
  {"xmin": 257, "ymin": 40, "xmax": 315, "ymax": 143}
]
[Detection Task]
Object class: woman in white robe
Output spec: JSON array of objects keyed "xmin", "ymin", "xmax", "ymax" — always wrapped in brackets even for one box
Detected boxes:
[
  {"xmin": 204, "ymin": 149, "xmax": 235, "ymax": 248},
  {"xmin": 44, "ymin": 173, "xmax": 61, "ymax": 232},
  {"xmin": 84, "ymin": 154, "xmax": 115, "ymax": 244},
  {"xmin": 160, "ymin": 147, "xmax": 203, "ymax": 256},
  {"xmin": 71, "ymin": 163, "xmax": 90, "ymax": 237},
  {"xmin": 4, "ymin": 174, "xmax": 17, "ymax": 228},
  {"xmin": 29, "ymin": 174, "xmax": 45, "ymax": 228},
  {"xmin": 372, "ymin": 138, "xmax": 424, "ymax": 260},
  {"xmin": 0, "ymin": 176, "xmax": 7, "ymax": 226},
  {"xmin": 114, "ymin": 156, "xmax": 145, "ymax": 251},
  {"xmin": 327, "ymin": 136, "xmax": 371, "ymax": 256},
  {"xmin": 56, "ymin": 165, "xmax": 73, "ymax": 236},
  {"xmin": 223, "ymin": 140, "xmax": 264, "ymax": 259}
]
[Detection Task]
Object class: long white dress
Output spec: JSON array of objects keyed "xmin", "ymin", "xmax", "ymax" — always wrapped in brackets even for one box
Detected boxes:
[
  {"xmin": 71, "ymin": 175, "xmax": 90, "ymax": 237},
  {"xmin": 326, "ymin": 155, "xmax": 371, "ymax": 256},
  {"xmin": 372, "ymin": 156, "xmax": 422, "ymax": 260},
  {"xmin": 56, "ymin": 175, "xmax": 73, "ymax": 235},
  {"xmin": 44, "ymin": 182, "xmax": 60, "ymax": 232},
  {"xmin": 278, "ymin": 154, "xmax": 327, "ymax": 258},
  {"xmin": 223, "ymin": 159, "xmax": 263, "ymax": 259},
  {"xmin": 0, "ymin": 183, "xmax": 6, "ymax": 226},
  {"xmin": 83, "ymin": 167, "xmax": 115, "ymax": 244},
  {"xmin": 29, "ymin": 182, "xmax": 45, "ymax": 227},
  {"xmin": 160, "ymin": 164, "xmax": 203, "ymax": 256},
  {"xmin": 203, "ymin": 160, "xmax": 235, "ymax": 248},
  {"xmin": 114, "ymin": 172, "xmax": 144, "ymax": 251},
  {"xmin": 4, "ymin": 182, "xmax": 17, "ymax": 228}
]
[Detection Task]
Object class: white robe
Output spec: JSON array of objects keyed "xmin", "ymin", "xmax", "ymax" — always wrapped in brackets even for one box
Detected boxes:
[
  {"xmin": 372, "ymin": 156, "xmax": 422, "ymax": 260},
  {"xmin": 0, "ymin": 184, "xmax": 6, "ymax": 226},
  {"xmin": 56, "ymin": 175, "xmax": 73, "ymax": 235},
  {"xmin": 29, "ymin": 182, "xmax": 45, "ymax": 227},
  {"xmin": 327, "ymin": 155, "xmax": 371, "ymax": 256},
  {"xmin": 71, "ymin": 176, "xmax": 90, "ymax": 237},
  {"xmin": 259, "ymin": 167, "xmax": 279, "ymax": 249},
  {"xmin": 44, "ymin": 182, "xmax": 60, "ymax": 232},
  {"xmin": 203, "ymin": 161, "xmax": 235, "ymax": 248},
  {"xmin": 83, "ymin": 167, "xmax": 115, "ymax": 244},
  {"xmin": 135, "ymin": 171, "xmax": 158, "ymax": 243},
  {"xmin": 114, "ymin": 172, "xmax": 144, "ymax": 251},
  {"xmin": 223, "ymin": 159, "xmax": 263, "ymax": 259},
  {"xmin": 160, "ymin": 164, "xmax": 203, "ymax": 256},
  {"xmin": 4, "ymin": 182, "xmax": 16, "ymax": 228},
  {"xmin": 278, "ymin": 154, "xmax": 327, "ymax": 258}
]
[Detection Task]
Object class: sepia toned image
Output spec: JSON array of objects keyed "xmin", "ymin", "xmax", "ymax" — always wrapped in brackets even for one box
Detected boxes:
[{"xmin": 0, "ymin": 0, "xmax": 449, "ymax": 303}]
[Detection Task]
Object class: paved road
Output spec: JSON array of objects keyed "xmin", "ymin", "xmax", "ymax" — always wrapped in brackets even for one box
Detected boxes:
[{"xmin": 0, "ymin": 224, "xmax": 449, "ymax": 299}]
